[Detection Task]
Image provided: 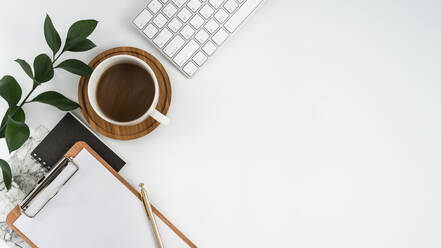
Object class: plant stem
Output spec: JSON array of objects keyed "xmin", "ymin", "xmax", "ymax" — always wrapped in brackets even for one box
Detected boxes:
[
  {"xmin": 18, "ymin": 89, "xmax": 35, "ymax": 108},
  {"xmin": 0, "ymin": 50, "xmax": 61, "ymax": 134},
  {"xmin": 53, "ymin": 50, "xmax": 64, "ymax": 64}
]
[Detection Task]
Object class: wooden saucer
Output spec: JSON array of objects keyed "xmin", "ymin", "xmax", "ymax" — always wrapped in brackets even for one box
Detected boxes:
[{"xmin": 78, "ymin": 47, "xmax": 172, "ymax": 140}]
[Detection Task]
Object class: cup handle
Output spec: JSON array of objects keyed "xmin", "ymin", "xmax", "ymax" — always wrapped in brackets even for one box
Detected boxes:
[{"xmin": 150, "ymin": 109, "xmax": 170, "ymax": 125}]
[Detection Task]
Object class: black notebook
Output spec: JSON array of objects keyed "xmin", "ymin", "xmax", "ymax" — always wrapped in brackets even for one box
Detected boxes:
[{"xmin": 31, "ymin": 113, "xmax": 125, "ymax": 172}]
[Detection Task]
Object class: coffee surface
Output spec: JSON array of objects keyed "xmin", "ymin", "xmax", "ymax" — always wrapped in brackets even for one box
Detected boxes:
[{"xmin": 96, "ymin": 63, "xmax": 155, "ymax": 122}]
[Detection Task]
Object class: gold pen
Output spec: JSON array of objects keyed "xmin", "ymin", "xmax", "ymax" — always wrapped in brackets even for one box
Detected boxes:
[{"xmin": 139, "ymin": 183, "xmax": 164, "ymax": 248}]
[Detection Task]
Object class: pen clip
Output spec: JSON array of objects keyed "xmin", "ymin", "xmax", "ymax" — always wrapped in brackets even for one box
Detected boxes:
[{"xmin": 139, "ymin": 184, "xmax": 152, "ymax": 220}]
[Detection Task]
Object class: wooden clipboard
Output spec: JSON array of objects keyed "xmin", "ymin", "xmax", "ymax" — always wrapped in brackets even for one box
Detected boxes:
[{"xmin": 6, "ymin": 141, "xmax": 196, "ymax": 248}]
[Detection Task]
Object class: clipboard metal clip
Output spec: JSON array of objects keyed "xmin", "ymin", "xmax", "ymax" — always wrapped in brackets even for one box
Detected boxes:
[{"xmin": 19, "ymin": 156, "xmax": 79, "ymax": 218}]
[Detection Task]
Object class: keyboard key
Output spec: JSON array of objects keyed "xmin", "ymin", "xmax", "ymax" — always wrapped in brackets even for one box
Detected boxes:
[
  {"xmin": 164, "ymin": 35, "xmax": 185, "ymax": 57},
  {"xmin": 178, "ymin": 7, "xmax": 192, "ymax": 22},
  {"xmin": 183, "ymin": 61, "xmax": 198, "ymax": 76},
  {"xmin": 147, "ymin": 0, "xmax": 163, "ymax": 13},
  {"xmin": 163, "ymin": 3, "xmax": 178, "ymax": 18},
  {"xmin": 180, "ymin": 25, "xmax": 195, "ymax": 39},
  {"xmin": 224, "ymin": 0, "xmax": 238, "ymax": 13},
  {"xmin": 214, "ymin": 9, "xmax": 228, "ymax": 23},
  {"xmin": 212, "ymin": 28, "xmax": 228, "ymax": 45},
  {"xmin": 193, "ymin": 51, "xmax": 207, "ymax": 66},
  {"xmin": 195, "ymin": 29, "xmax": 209, "ymax": 43},
  {"xmin": 153, "ymin": 13, "xmax": 168, "ymax": 28},
  {"xmin": 174, "ymin": 39, "xmax": 199, "ymax": 66},
  {"xmin": 143, "ymin": 24, "xmax": 158, "ymax": 38},
  {"xmin": 187, "ymin": 0, "xmax": 202, "ymax": 11},
  {"xmin": 199, "ymin": 4, "xmax": 214, "ymax": 19},
  {"xmin": 202, "ymin": 41, "xmax": 217, "ymax": 55},
  {"xmin": 190, "ymin": 14, "xmax": 204, "ymax": 29},
  {"xmin": 153, "ymin": 28, "xmax": 173, "ymax": 47},
  {"xmin": 208, "ymin": 0, "xmax": 224, "ymax": 8},
  {"xmin": 134, "ymin": 9, "xmax": 153, "ymax": 29},
  {"xmin": 204, "ymin": 19, "xmax": 219, "ymax": 33},
  {"xmin": 168, "ymin": 17, "xmax": 183, "ymax": 32},
  {"xmin": 172, "ymin": 0, "xmax": 185, "ymax": 7},
  {"xmin": 225, "ymin": 0, "xmax": 262, "ymax": 32}
]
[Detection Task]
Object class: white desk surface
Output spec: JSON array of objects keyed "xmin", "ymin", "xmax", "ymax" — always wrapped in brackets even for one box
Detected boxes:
[{"xmin": 1, "ymin": 0, "xmax": 441, "ymax": 247}]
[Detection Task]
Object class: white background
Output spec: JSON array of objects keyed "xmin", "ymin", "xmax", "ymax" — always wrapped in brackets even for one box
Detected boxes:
[{"xmin": 1, "ymin": 0, "xmax": 441, "ymax": 247}]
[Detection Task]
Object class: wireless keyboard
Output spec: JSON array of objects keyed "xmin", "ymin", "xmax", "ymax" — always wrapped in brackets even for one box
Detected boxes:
[{"xmin": 133, "ymin": 0, "xmax": 264, "ymax": 78}]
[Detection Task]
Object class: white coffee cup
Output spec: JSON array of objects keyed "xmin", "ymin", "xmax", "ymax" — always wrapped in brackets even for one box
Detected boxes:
[{"xmin": 87, "ymin": 55, "xmax": 169, "ymax": 126}]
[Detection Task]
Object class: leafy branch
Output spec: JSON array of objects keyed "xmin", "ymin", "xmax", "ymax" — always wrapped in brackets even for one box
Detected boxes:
[{"xmin": 0, "ymin": 15, "xmax": 98, "ymax": 190}]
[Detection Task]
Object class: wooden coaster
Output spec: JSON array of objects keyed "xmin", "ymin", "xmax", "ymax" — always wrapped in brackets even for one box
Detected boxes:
[{"xmin": 78, "ymin": 47, "xmax": 172, "ymax": 140}]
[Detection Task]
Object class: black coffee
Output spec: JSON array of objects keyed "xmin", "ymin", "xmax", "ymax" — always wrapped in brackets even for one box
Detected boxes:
[{"xmin": 96, "ymin": 63, "xmax": 155, "ymax": 122}]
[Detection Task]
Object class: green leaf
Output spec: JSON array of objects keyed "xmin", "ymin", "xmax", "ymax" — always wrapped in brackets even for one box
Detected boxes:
[
  {"xmin": 64, "ymin": 20, "xmax": 98, "ymax": 51},
  {"xmin": 0, "ymin": 159, "xmax": 12, "ymax": 190},
  {"xmin": 15, "ymin": 59, "xmax": 33, "ymax": 79},
  {"xmin": 0, "ymin": 106, "xmax": 25, "ymax": 138},
  {"xmin": 5, "ymin": 117, "xmax": 30, "ymax": 153},
  {"xmin": 56, "ymin": 59, "xmax": 92, "ymax": 77},
  {"xmin": 67, "ymin": 39, "xmax": 96, "ymax": 52},
  {"xmin": 44, "ymin": 14, "xmax": 62, "ymax": 56},
  {"xmin": 15, "ymin": 59, "xmax": 38, "ymax": 88},
  {"xmin": 31, "ymin": 91, "xmax": 80, "ymax": 111},
  {"xmin": 0, "ymin": 75, "xmax": 22, "ymax": 107},
  {"xmin": 67, "ymin": 20, "xmax": 98, "ymax": 39},
  {"xmin": 33, "ymin": 54, "xmax": 54, "ymax": 83}
]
